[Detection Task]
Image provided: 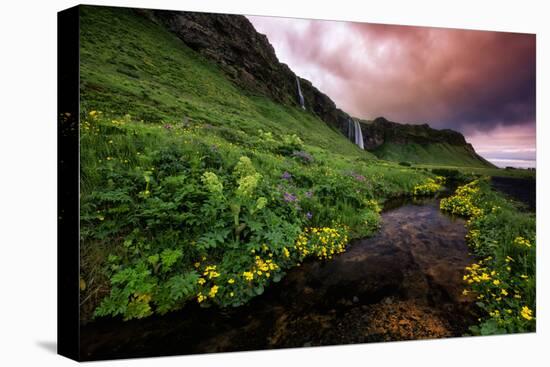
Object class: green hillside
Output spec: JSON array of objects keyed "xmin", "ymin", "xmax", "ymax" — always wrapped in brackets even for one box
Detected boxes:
[
  {"xmin": 372, "ymin": 142, "xmax": 493, "ymax": 167},
  {"xmin": 79, "ymin": 6, "xmax": 370, "ymax": 159}
]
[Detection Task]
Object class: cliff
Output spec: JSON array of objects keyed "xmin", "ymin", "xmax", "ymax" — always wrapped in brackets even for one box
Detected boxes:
[
  {"xmin": 357, "ymin": 117, "xmax": 494, "ymax": 167},
  {"xmin": 139, "ymin": 9, "xmax": 352, "ymax": 131},
  {"xmin": 136, "ymin": 9, "xmax": 493, "ymax": 167}
]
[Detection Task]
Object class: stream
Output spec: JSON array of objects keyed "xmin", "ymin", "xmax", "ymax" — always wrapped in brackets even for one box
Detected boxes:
[{"xmin": 80, "ymin": 193, "xmax": 477, "ymax": 360}]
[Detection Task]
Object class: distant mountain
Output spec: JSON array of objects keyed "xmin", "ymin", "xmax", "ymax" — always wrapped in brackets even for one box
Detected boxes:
[{"xmin": 357, "ymin": 117, "xmax": 495, "ymax": 167}]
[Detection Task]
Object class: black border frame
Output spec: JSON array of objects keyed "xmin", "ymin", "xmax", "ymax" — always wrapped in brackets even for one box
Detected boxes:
[{"xmin": 58, "ymin": 4, "xmax": 80, "ymax": 361}]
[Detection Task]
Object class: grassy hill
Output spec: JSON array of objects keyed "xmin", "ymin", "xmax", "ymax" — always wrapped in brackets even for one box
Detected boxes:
[
  {"xmin": 79, "ymin": 6, "xmax": 370, "ymax": 159},
  {"xmin": 356, "ymin": 118, "xmax": 495, "ymax": 168},
  {"xmin": 372, "ymin": 142, "xmax": 494, "ymax": 167}
]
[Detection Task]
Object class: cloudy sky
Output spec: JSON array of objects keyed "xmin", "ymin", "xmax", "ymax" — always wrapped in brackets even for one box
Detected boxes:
[{"xmin": 247, "ymin": 16, "xmax": 536, "ymax": 168}]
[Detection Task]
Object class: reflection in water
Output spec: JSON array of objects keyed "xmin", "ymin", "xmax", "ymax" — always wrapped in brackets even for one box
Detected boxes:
[{"xmin": 81, "ymin": 196, "xmax": 476, "ymax": 360}]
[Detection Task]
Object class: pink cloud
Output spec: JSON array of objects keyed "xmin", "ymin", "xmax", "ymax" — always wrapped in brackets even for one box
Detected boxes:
[
  {"xmin": 247, "ymin": 16, "xmax": 535, "ymax": 123},
  {"xmin": 247, "ymin": 15, "xmax": 535, "ymax": 165}
]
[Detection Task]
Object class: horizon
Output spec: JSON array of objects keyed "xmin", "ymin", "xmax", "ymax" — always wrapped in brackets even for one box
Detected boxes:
[{"xmin": 247, "ymin": 15, "xmax": 536, "ymax": 168}]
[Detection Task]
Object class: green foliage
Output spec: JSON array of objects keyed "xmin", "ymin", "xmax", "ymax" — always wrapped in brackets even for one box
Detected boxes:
[
  {"xmin": 81, "ymin": 110, "xmax": 437, "ymax": 320},
  {"xmin": 412, "ymin": 176, "xmax": 444, "ymax": 196},
  {"xmin": 442, "ymin": 180, "xmax": 536, "ymax": 334}
]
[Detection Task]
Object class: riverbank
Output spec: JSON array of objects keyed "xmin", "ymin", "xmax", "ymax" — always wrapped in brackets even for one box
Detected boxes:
[
  {"xmin": 441, "ymin": 179, "xmax": 536, "ymax": 335},
  {"xmin": 80, "ymin": 195, "xmax": 476, "ymax": 360}
]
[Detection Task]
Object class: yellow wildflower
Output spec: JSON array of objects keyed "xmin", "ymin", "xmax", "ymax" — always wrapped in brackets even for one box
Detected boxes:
[
  {"xmin": 521, "ymin": 306, "xmax": 534, "ymax": 320},
  {"xmin": 209, "ymin": 285, "xmax": 219, "ymax": 298},
  {"xmin": 197, "ymin": 292, "xmax": 206, "ymax": 303},
  {"xmin": 242, "ymin": 271, "xmax": 254, "ymax": 281},
  {"xmin": 283, "ymin": 247, "xmax": 290, "ymax": 258}
]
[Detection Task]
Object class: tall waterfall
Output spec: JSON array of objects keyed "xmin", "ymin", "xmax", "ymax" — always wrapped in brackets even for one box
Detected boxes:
[
  {"xmin": 347, "ymin": 118, "xmax": 364, "ymax": 149},
  {"xmin": 295, "ymin": 76, "xmax": 306, "ymax": 110}
]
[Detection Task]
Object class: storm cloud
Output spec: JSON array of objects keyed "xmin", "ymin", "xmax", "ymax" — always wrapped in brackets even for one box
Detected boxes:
[{"xmin": 247, "ymin": 15, "xmax": 536, "ymax": 166}]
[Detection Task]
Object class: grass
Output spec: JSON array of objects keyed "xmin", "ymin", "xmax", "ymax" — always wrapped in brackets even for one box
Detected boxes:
[
  {"xmin": 414, "ymin": 163, "xmax": 536, "ymax": 179},
  {"xmin": 372, "ymin": 142, "xmax": 492, "ymax": 168},
  {"xmin": 79, "ymin": 6, "xmax": 370, "ymax": 159}
]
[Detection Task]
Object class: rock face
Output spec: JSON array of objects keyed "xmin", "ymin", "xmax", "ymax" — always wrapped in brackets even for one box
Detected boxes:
[
  {"xmin": 138, "ymin": 9, "xmax": 352, "ymax": 132},
  {"xmin": 359, "ymin": 117, "xmax": 469, "ymax": 150},
  {"xmin": 356, "ymin": 117, "xmax": 493, "ymax": 166}
]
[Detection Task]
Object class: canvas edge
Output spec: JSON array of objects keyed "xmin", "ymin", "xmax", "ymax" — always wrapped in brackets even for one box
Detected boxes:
[{"xmin": 57, "ymin": 4, "xmax": 81, "ymax": 362}]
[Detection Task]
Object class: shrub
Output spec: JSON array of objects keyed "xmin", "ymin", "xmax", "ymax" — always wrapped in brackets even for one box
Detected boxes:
[
  {"xmin": 412, "ymin": 176, "xmax": 445, "ymax": 196},
  {"xmin": 441, "ymin": 179, "xmax": 535, "ymax": 334}
]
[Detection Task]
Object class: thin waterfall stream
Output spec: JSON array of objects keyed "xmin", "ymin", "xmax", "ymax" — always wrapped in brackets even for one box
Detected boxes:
[
  {"xmin": 296, "ymin": 76, "xmax": 306, "ymax": 110},
  {"xmin": 348, "ymin": 118, "xmax": 364, "ymax": 149}
]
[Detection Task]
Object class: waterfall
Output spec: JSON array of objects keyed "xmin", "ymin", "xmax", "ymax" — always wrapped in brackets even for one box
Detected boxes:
[
  {"xmin": 354, "ymin": 119, "xmax": 364, "ymax": 149},
  {"xmin": 348, "ymin": 118, "xmax": 364, "ymax": 150},
  {"xmin": 295, "ymin": 76, "xmax": 306, "ymax": 110}
]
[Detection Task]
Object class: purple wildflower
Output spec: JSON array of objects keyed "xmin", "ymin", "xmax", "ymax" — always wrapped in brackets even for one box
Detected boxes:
[
  {"xmin": 283, "ymin": 192, "xmax": 298, "ymax": 203},
  {"xmin": 281, "ymin": 171, "xmax": 292, "ymax": 180},
  {"xmin": 306, "ymin": 212, "xmax": 313, "ymax": 220}
]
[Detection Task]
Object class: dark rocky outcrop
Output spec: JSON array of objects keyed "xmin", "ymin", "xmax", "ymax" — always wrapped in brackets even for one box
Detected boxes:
[
  {"xmin": 358, "ymin": 117, "xmax": 469, "ymax": 150},
  {"xmin": 137, "ymin": 9, "xmax": 352, "ymax": 132},
  {"xmin": 356, "ymin": 117, "xmax": 494, "ymax": 166}
]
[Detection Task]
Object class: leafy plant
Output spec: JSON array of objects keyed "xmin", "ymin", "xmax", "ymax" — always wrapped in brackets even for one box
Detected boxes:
[{"xmin": 442, "ymin": 179, "xmax": 536, "ymax": 334}]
